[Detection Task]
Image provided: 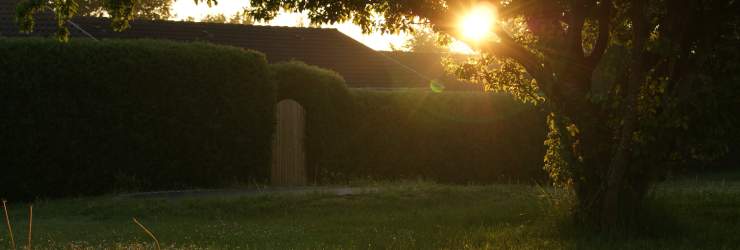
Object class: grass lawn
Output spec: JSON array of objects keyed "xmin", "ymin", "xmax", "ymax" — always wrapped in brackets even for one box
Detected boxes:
[{"xmin": 1, "ymin": 171, "xmax": 739, "ymax": 249}]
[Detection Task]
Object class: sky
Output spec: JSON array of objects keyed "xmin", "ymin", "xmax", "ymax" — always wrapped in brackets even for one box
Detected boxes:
[{"xmin": 171, "ymin": 0, "xmax": 473, "ymax": 53}]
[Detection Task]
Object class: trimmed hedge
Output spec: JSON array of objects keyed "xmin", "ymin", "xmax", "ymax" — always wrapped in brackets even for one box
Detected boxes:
[
  {"xmin": 1, "ymin": 38, "xmax": 548, "ymax": 200},
  {"xmin": 339, "ymin": 90, "xmax": 548, "ymax": 183},
  {"xmin": 0, "ymin": 38, "xmax": 275, "ymax": 200},
  {"xmin": 273, "ymin": 62, "xmax": 547, "ymax": 183}
]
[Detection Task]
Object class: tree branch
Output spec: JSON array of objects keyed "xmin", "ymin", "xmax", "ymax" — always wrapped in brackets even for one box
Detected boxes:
[
  {"xmin": 430, "ymin": 1, "xmax": 557, "ymax": 101},
  {"xmin": 587, "ymin": 0, "xmax": 612, "ymax": 66},
  {"xmin": 566, "ymin": 0, "xmax": 588, "ymax": 60},
  {"xmin": 480, "ymin": 26, "xmax": 556, "ymax": 100}
]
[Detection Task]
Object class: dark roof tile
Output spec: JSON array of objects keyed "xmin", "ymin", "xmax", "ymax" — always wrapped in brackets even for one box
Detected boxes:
[{"xmin": 382, "ymin": 51, "xmax": 482, "ymax": 91}]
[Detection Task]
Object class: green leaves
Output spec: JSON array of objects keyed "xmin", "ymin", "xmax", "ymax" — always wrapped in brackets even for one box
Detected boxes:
[
  {"xmin": 445, "ymin": 54, "xmax": 545, "ymax": 105},
  {"xmin": 104, "ymin": 0, "xmax": 136, "ymax": 31},
  {"xmin": 543, "ymin": 113, "xmax": 575, "ymax": 188},
  {"xmin": 15, "ymin": 0, "xmax": 80, "ymax": 41},
  {"xmin": 14, "ymin": 0, "xmax": 46, "ymax": 34},
  {"xmin": 248, "ymin": 0, "xmax": 444, "ymax": 34},
  {"xmin": 14, "ymin": 0, "xmax": 152, "ymax": 41}
]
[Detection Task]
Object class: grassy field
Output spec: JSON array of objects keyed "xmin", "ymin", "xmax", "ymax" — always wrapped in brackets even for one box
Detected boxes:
[{"xmin": 1, "ymin": 171, "xmax": 739, "ymax": 249}]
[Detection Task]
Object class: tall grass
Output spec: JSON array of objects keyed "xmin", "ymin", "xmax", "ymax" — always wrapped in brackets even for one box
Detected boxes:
[
  {"xmin": 27, "ymin": 205, "xmax": 32, "ymax": 250},
  {"xmin": 2, "ymin": 200, "xmax": 15, "ymax": 250},
  {"xmin": 132, "ymin": 218, "xmax": 161, "ymax": 250}
]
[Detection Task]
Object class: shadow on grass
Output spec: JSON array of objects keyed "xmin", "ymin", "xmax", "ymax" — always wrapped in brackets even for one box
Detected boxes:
[{"xmin": 543, "ymin": 196, "xmax": 735, "ymax": 250}]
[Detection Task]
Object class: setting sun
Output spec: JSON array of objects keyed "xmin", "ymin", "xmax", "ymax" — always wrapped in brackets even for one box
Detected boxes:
[{"xmin": 458, "ymin": 5, "xmax": 496, "ymax": 42}]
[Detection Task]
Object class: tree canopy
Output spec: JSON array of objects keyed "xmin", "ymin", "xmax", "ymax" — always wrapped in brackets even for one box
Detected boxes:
[
  {"xmin": 195, "ymin": 11, "xmax": 254, "ymax": 25},
  {"xmin": 75, "ymin": 0, "xmax": 173, "ymax": 20},
  {"xmin": 402, "ymin": 28, "xmax": 448, "ymax": 53}
]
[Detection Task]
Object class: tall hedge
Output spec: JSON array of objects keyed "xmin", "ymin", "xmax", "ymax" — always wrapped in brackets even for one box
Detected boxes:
[
  {"xmin": 0, "ymin": 38, "xmax": 275, "ymax": 200},
  {"xmin": 272, "ymin": 62, "xmax": 547, "ymax": 183},
  {"xmin": 341, "ymin": 90, "xmax": 548, "ymax": 183}
]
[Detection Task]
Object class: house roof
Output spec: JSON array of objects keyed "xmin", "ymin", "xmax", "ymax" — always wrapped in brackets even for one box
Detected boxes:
[
  {"xmin": 0, "ymin": 1, "xmax": 431, "ymax": 89},
  {"xmin": 381, "ymin": 51, "xmax": 482, "ymax": 91}
]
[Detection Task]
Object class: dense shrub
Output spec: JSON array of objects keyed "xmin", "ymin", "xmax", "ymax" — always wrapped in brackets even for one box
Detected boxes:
[
  {"xmin": 0, "ymin": 38, "xmax": 275, "ymax": 200},
  {"xmin": 336, "ymin": 90, "xmax": 548, "ymax": 183}
]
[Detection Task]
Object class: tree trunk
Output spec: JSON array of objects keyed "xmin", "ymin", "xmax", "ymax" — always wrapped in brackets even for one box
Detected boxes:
[
  {"xmin": 563, "ymin": 1, "xmax": 651, "ymax": 229},
  {"xmin": 598, "ymin": 0, "xmax": 649, "ymax": 229},
  {"xmin": 566, "ymin": 115, "xmax": 651, "ymax": 229}
]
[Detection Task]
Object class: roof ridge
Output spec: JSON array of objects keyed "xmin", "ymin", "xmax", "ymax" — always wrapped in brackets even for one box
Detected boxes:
[
  {"xmin": 327, "ymin": 31, "xmax": 435, "ymax": 82},
  {"xmin": 68, "ymin": 16, "xmax": 340, "ymax": 31},
  {"xmin": 380, "ymin": 50, "xmax": 472, "ymax": 57}
]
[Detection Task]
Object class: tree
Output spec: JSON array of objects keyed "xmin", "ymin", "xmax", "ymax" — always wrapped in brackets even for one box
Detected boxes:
[
  {"xmin": 295, "ymin": 16, "xmax": 319, "ymax": 28},
  {"xmin": 15, "ymin": 0, "xmax": 740, "ymax": 229},
  {"xmin": 403, "ymin": 28, "xmax": 448, "ymax": 53},
  {"xmin": 75, "ymin": 0, "xmax": 173, "ymax": 20},
  {"xmin": 14, "ymin": 0, "xmax": 183, "ymax": 39},
  {"xmin": 200, "ymin": 11, "xmax": 254, "ymax": 25},
  {"xmin": 200, "ymin": 13, "xmax": 226, "ymax": 23},
  {"xmin": 228, "ymin": 11, "xmax": 254, "ymax": 25}
]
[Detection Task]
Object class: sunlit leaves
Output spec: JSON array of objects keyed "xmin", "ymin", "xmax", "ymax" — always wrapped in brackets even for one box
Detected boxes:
[
  {"xmin": 248, "ymin": 0, "xmax": 448, "ymax": 34},
  {"xmin": 445, "ymin": 54, "xmax": 544, "ymax": 105},
  {"xmin": 543, "ymin": 113, "xmax": 576, "ymax": 188},
  {"xmin": 15, "ymin": 0, "xmax": 177, "ymax": 40},
  {"xmin": 15, "ymin": 0, "xmax": 80, "ymax": 41},
  {"xmin": 403, "ymin": 28, "xmax": 449, "ymax": 53},
  {"xmin": 15, "ymin": 0, "xmax": 45, "ymax": 34},
  {"xmin": 76, "ymin": 0, "xmax": 174, "ymax": 20},
  {"xmin": 103, "ymin": 0, "xmax": 135, "ymax": 31}
]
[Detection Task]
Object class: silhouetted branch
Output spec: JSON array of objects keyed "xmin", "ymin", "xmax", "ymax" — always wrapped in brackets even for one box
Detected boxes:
[{"xmin": 587, "ymin": 0, "xmax": 612, "ymax": 66}]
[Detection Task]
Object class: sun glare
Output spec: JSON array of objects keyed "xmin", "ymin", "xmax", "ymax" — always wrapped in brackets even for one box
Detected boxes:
[{"xmin": 459, "ymin": 5, "xmax": 496, "ymax": 42}]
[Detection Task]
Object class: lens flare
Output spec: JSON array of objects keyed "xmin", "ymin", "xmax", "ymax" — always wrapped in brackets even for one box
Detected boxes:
[
  {"xmin": 459, "ymin": 5, "xmax": 496, "ymax": 42},
  {"xmin": 430, "ymin": 80, "xmax": 445, "ymax": 93}
]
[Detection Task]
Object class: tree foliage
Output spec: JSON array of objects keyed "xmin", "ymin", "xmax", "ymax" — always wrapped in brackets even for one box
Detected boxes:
[
  {"xmin": 15, "ymin": 0, "xmax": 217, "ymax": 38},
  {"xmin": 198, "ymin": 11, "xmax": 254, "ymax": 25},
  {"xmin": 75, "ymin": 0, "xmax": 173, "ymax": 20},
  {"xmin": 200, "ymin": 13, "xmax": 227, "ymax": 23},
  {"xmin": 402, "ymin": 28, "xmax": 448, "ymax": 53}
]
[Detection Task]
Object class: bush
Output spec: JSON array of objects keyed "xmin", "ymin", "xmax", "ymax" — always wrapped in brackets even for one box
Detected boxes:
[
  {"xmin": 337, "ymin": 90, "xmax": 548, "ymax": 183},
  {"xmin": 0, "ymin": 38, "xmax": 275, "ymax": 200}
]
